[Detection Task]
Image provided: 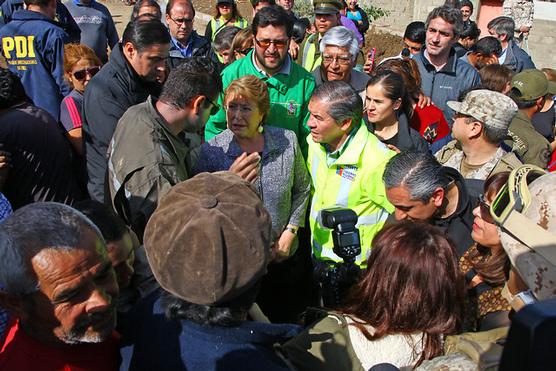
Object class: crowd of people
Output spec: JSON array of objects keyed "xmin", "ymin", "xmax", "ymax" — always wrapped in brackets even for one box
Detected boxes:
[{"xmin": 0, "ymin": 0, "xmax": 555, "ymax": 369}]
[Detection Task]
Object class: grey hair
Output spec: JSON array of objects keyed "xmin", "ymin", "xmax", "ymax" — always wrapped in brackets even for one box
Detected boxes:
[
  {"xmin": 319, "ymin": 26, "xmax": 360, "ymax": 63},
  {"xmin": 482, "ymin": 125, "xmax": 509, "ymax": 144},
  {"xmin": 0, "ymin": 202, "xmax": 104, "ymax": 296},
  {"xmin": 311, "ymin": 81, "xmax": 362, "ymax": 127},
  {"xmin": 487, "ymin": 16, "xmax": 515, "ymax": 41},
  {"xmin": 383, "ymin": 151, "xmax": 451, "ymax": 202},
  {"xmin": 425, "ymin": 5, "xmax": 464, "ymax": 38}
]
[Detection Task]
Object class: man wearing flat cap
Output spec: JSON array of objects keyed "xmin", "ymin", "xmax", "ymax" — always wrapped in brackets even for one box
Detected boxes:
[
  {"xmin": 436, "ymin": 89, "xmax": 521, "ymax": 180},
  {"xmin": 297, "ymin": 0, "xmax": 342, "ymax": 72},
  {"xmin": 123, "ymin": 172, "xmax": 301, "ymax": 370},
  {"xmin": 506, "ymin": 69, "xmax": 556, "ymax": 168}
]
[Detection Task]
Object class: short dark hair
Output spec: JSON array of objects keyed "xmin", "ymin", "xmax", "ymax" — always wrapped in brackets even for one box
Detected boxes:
[
  {"xmin": 122, "ymin": 18, "xmax": 171, "ymax": 52},
  {"xmin": 487, "ymin": 16, "xmax": 515, "ymax": 40},
  {"xmin": 479, "ymin": 64, "xmax": 513, "ymax": 93},
  {"xmin": 213, "ymin": 26, "xmax": 241, "ymax": 52},
  {"xmin": 0, "ymin": 68, "xmax": 27, "ymax": 109},
  {"xmin": 23, "ymin": 0, "xmax": 50, "ymax": 7},
  {"xmin": 131, "ymin": 0, "xmax": 162, "ymax": 20},
  {"xmin": 165, "ymin": 0, "xmax": 194, "ymax": 16},
  {"xmin": 459, "ymin": 0, "xmax": 473, "ymax": 12},
  {"xmin": 472, "ymin": 35, "xmax": 502, "ymax": 57},
  {"xmin": 252, "ymin": 5, "xmax": 293, "ymax": 38},
  {"xmin": 159, "ymin": 57, "xmax": 222, "ymax": 110},
  {"xmin": 460, "ymin": 20, "xmax": 480, "ymax": 41},
  {"xmin": 73, "ymin": 200, "xmax": 127, "ymax": 243},
  {"xmin": 426, "ymin": 5, "xmax": 464, "ymax": 37},
  {"xmin": 162, "ymin": 281, "xmax": 261, "ymax": 326},
  {"xmin": 509, "ymin": 88, "xmax": 538, "ymax": 109},
  {"xmin": 403, "ymin": 21, "xmax": 426, "ymax": 44}
]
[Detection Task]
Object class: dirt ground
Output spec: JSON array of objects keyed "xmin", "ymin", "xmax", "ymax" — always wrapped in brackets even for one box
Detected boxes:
[{"xmin": 104, "ymin": 0, "xmax": 403, "ymax": 62}]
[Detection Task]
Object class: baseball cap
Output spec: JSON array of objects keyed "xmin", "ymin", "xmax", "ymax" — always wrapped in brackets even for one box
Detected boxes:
[
  {"xmin": 498, "ymin": 171, "xmax": 556, "ymax": 302},
  {"xmin": 447, "ymin": 89, "xmax": 518, "ymax": 130},
  {"xmin": 313, "ymin": 0, "xmax": 342, "ymax": 14},
  {"xmin": 143, "ymin": 171, "xmax": 272, "ymax": 306},
  {"xmin": 218, "ymin": 0, "xmax": 233, "ymax": 4},
  {"xmin": 511, "ymin": 69, "xmax": 556, "ymax": 101}
]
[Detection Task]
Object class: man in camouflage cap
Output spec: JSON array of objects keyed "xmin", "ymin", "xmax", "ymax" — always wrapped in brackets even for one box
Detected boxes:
[
  {"xmin": 505, "ymin": 69, "xmax": 556, "ymax": 168},
  {"xmin": 297, "ymin": 0, "xmax": 342, "ymax": 71},
  {"xmin": 436, "ymin": 89, "xmax": 520, "ymax": 180}
]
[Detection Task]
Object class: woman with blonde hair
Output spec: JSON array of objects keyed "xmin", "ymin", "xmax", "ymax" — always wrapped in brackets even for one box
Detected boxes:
[
  {"xmin": 194, "ymin": 75, "xmax": 310, "ymax": 321},
  {"xmin": 60, "ymin": 43, "xmax": 101, "ymax": 155}
]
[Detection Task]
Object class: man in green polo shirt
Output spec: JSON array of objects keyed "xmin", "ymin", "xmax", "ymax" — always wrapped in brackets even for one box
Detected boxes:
[
  {"xmin": 204, "ymin": 5, "xmax": 315, "ymax": 156},
  {"xmin": 506, "ymin": 69, "xmax": 556, "ymax": 168}
]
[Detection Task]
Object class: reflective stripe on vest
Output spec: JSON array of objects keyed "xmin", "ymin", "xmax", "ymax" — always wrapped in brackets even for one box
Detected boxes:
[{"xmin": 302, "ymin": 36, "xmax": 320, "ymax": 72}]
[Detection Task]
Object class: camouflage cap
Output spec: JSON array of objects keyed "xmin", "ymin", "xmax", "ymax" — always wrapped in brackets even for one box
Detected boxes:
[
  {"xmin": 500, "ymin": 172, "xmax": 556, "ymax": 301},
  {"xmin": 313, "ymin": 0, "xmax": 342, "ymax": 14},
  {"xmin": 511, "ymin": 68, "xmax": 556, "ymax": 101},
  {"xmin": 447, "ymin": 89, "xmax": 518, "ymax": 130}
]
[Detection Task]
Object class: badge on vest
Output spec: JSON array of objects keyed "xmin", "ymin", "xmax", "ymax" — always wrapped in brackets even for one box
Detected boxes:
[
  {"xmin": 286, "ymin": 101, "xmax": 298, "ymax": 116},
  {"xmin": 336, "ymin": 165, "xmax": 357, "ymax": 181}
]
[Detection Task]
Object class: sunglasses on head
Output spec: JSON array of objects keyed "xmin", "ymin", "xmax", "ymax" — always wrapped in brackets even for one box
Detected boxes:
[{"xmin": 72, "ymin": 66, "xmax": 100, "ymax": 80}]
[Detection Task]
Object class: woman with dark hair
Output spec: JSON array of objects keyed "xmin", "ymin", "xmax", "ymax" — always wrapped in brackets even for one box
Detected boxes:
[
  {"xmin": 205, "ymin": 0, "xmax": 248, "ymax": 42},
  {"xmin": 460, "ymin": 171, "xmax": 512, "ymax": 331},
  {"xmin": 284, "ymin": 221, "xmax": 465, "ymax": 369},
  {"xmin": 130, "ymin": 0, "xmax": 162, "ymax": 20},
  {"xmin": 365, "ymin": 70, "xmax": 428, "ymax": 153},
  {"xmin": 374, "ymin": 58, "xmax": 451, "ymax": 147},
  {"xmin": 478, "ymin": 64, "xmax": 513, "ymax": 94}
]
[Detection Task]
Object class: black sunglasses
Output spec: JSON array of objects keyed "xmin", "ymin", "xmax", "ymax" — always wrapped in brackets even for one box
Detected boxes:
[
  {"xmin": 206, "ymin": 98, "xmax": 220, "ymax": 116},
  {"xmin": 72, "ymin": 66, "xmax": 100, "ymax": 80},
  {"xmin": 478, "ymin": 194, "xmax": 494, "ymax": 224}
]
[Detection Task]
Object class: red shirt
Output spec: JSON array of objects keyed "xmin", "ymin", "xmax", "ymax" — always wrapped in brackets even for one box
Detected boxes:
[
  {"xmin": 410, "ymin": 104, "xmax": 451, "ymax": 144},
  {"xmin": 0, "ymin": 319, "xmax": 120, "ymax": 371}
]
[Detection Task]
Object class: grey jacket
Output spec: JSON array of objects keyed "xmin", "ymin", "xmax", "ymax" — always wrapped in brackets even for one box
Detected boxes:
[
  {"xmin": 503, "ymin": 39, "xmax": 535, "ymax": 73},
  {"xmin": 414, "ymin": 49, "xmax": 481, "ymax": 122},
  {"xmin": 194, "ymin": 126, "xmax": 311, "ymax": 242}
]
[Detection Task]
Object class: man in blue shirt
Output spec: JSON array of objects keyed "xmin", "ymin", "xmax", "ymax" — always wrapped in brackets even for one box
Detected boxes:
[
  {"xmin": 64, "ymin": 0, "xmax": 119, "ymax": 63},
  {"xmin": 165, "ymin": 0, "xmax": 216, "ymax": 69}
]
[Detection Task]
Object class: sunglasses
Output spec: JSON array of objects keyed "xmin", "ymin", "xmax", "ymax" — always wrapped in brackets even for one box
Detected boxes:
[
  {"xmin": 72, "ymin": 66, "xmax": 100, "ymax": 80},
  {"xmin": 478, "ymin": 194, "xmax": 494, "ymax": 224},
  {"xmin": 236, "ymin": 47, "xmax": 253, "ymax": 56},
  {"xmin": 254, "ymin": 37, "xmax": 288, "ymax": 49}
]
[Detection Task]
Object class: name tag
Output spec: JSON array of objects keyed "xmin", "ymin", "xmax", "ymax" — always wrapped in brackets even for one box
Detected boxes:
[{"xmin": 336, "ymin": 165, "xmax": 357, "ymax": 181}]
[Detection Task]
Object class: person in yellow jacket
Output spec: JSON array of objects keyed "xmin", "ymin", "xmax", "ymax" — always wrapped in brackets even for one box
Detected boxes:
[
  {"xmin": 204, "ymin": 0, "xmax": 248, "ymax": 42},
  {"xmin": 306, "ymin": 81, "xmax": 394, "ymax": 267}
]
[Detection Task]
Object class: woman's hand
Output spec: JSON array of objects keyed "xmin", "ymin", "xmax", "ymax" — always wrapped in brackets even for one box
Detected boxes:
[
  {"xmin": 271, "ymin": 229, "xmax": 297, "ymax": 263},
  {"xmin": 289, "ymin": 39, "xmax": 299, "ymax": 60},
  {"xmin": 229, "ymin": 152, "xmax": 260, "ymax": 183}
]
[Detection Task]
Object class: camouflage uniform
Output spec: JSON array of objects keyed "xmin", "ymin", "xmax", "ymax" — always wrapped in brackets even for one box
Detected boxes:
[{"xmin": 503, "ymin": 0, "xmax": 534, "ymax": 31}]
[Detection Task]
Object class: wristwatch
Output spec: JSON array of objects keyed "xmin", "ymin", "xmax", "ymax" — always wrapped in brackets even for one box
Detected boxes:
[{"xmin": 285, "ymin": 225, "xmax": 298, "ymax": 235}]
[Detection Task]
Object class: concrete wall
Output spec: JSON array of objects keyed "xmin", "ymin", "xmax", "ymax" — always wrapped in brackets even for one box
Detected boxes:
[{"xmin": 527, "ymin": 18, "xmax": 556, "ymax": 69}]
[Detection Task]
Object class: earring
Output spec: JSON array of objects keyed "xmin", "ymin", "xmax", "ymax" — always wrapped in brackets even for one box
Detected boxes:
[{"xmin": 258, "ymin": 125, "xmax": 264, "ymax": 133}]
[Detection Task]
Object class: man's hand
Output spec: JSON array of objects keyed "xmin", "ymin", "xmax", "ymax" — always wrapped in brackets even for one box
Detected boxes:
[
  {"xmin": 229, "ymin": 152, "xmax": 260, "ymax": 183},
  {"xmin": 416, "ymin": 94, "xmax": 432, "ymax": 109},
  {"xmin": 289, "ymin": 39, "xmax": 299, "ymax": 60}
]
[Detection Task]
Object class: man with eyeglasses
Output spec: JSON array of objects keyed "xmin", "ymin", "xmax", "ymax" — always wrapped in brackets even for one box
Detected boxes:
[
  {"xmin": 107, "ymin": 58, "xmax": 222, "ymax": 240},
  {"xmin": 205, "ymin": 5, "xmax": 315, "ymax": 157},
  {"xmin": 312, "ymin": 26, "xmax": 368, "ymax": 100},
  {"xmin": 165, "ymin": 0, "xmax": 216, "ymax": 69}
]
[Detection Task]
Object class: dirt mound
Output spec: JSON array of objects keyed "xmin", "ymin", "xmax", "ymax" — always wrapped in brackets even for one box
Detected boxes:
[{"xmin": 363, "ymin": 26, "xmax": 404, "ymax": 63}]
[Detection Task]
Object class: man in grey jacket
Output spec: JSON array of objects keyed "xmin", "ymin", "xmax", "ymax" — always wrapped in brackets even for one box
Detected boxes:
[{"xmin": 414, "ymin": 5, "xmax": 481, "ymax": 124}]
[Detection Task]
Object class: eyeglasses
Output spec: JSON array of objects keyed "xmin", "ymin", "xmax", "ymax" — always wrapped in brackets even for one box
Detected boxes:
[
  {"xmin": 169, "ymin": 15, "xmax": 194, "ymax": 26},
  {"xmin": 254, "ymin": 37, "xmax": 289, "ymax": 49},
  {"xmin": 72, "ymin": 66, "xmax": 100, "ymax": 80},
  {"xmin": 206, "ymin": 98, "xmax": 220, "ymax": 116},
  {"xmin": 322, "ymin": 54, "xmax": 352, "ymax": 65},
  {"xmin": 478, "ymin": 194, "xmax": 494, "ymax": 224}
]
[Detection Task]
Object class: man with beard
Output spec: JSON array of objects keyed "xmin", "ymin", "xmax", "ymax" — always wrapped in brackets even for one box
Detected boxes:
[
  {"xmin": 82, "ymin": 18, "xmax": 171, "ymax": 202},
  {"xmin": 205, "ymin": 5, "xmax": 315, "ymax": 156},
  {"xmin": 414, "ymin": 5, "xmax": 480, "ymax": 123},
  {"xmin": 0, "ymin": 202, "xmax": 120, "ymax": 370}
]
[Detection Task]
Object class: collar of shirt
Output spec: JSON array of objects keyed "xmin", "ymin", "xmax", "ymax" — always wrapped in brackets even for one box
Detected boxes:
[
  {"xmin": 172, "ymin": 34, "xmax": 194, "ymax": 57},
  {"xmin": 324, "ymin": 127, "xmax": 357, "ymax": 167},
  {"xmin": 251, "ymin": 51, "xmax": 291, "ymax": 77},
  {"xmin": 499, "ymin": 47, "xmax": 507, "ymax": 64}
]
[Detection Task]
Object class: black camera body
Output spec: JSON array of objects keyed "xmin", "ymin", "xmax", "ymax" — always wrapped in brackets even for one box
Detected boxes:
[{"xmin": 315, "ymin": 207, "xmax": 362, "ymax": 308}]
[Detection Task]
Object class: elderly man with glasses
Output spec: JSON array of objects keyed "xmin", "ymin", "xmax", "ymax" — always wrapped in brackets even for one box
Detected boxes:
[
  {"xmin": 165, "ymin": 0, "xmax": 217, "ymax": 69},
  {"xmin": 312, "ymin": 26, "xmax": 368, "ymax": 101},
  {"xmin": 205, "ymin": 5, "xmax": 315, "ymax": 157}
]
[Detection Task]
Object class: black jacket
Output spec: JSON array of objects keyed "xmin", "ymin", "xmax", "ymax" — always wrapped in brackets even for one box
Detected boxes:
[
  {"xmin": 82, "ymin": 44, "xmax": 162, "ymax": 201},
  {"xmin": 366, "ymin": 111, "xmax": 429, "ymax": 153},
  {"xmin": 503, "ymin": 39, "xmax": 535, "ymax": 73},
  {"xmin": 167, "ymin": 31, "xmax": 218, "ymax": 70}
]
